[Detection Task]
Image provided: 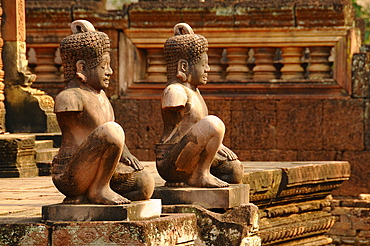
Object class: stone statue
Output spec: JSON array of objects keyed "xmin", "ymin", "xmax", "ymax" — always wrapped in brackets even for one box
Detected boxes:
[
  {"xmin": 155, "ymin": 23, "xmax": 244, "ymax": 188},
  {"xmin": 52, "ymin": 20, "xmax": 154, "ymax": 205}
]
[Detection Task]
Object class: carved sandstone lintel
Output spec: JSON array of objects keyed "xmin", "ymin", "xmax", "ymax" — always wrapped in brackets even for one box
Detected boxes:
[{"xmin": 259, "ymin": 210, "xmax": 335, "ymax": 245}]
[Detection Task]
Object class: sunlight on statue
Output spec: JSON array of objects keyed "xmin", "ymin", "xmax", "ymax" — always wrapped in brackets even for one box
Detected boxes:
[
  {"xmin": 155, "ymin": 23, "xmax": 244, "ymax": 188},
  {"xmin": 52, "ymin": 20, "xmax": 154, "ymax": 205}
]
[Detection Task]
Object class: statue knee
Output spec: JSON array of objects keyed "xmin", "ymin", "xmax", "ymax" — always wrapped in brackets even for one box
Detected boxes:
[
  {"xmin": 99, "ymin": 122, "xmax": 125, "ymax": 148},
  {"xmin": 202, "ymin": 115, "xmax": 225, "ymax": 137}
]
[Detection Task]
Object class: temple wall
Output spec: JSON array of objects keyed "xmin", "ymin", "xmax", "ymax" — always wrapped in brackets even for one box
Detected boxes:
[
  {"xmin": 327, "ymin": 197, "xmax": 370, "ymax": 245},
  {"xmin": 24, "ymin": 0, "xmax": 367, "ymax": 198},
  {"xmin": 111, "ymin": 97, "xmax": 369, "ymax": 198}
]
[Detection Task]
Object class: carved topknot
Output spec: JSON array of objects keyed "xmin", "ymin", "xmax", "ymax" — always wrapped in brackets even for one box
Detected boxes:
[
  {"xmin": 164, "ymin": 23, "xmax": 208, "ymax": 80},
  {"xmin": 71, "ymin": 20, "xmax": 96, "ymax": 34},
  {"xmin": 174, "ymin": 23, "xmax": 194, "ymax": 36},
  {"xmin": 60, "ymin": 20, "xmax": 110, "ymax": 82}
]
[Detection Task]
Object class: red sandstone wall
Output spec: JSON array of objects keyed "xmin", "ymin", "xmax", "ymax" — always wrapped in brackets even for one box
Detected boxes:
[
  {"xmin": 112, "ymin": 98, "xmax": 369, "ymax": 197},
  {"xmin": 327, "ymin": 197, "xmax": 370, "ymax": 245},
  {"xmin": 24, "ymin": 0, "xmax": 368, "ymax": 197}
]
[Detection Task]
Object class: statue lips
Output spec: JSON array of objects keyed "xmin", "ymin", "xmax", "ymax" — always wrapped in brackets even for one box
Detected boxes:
[{"xmin": 202, "ymin": 74, "xmax": 208, "ymax": 84}]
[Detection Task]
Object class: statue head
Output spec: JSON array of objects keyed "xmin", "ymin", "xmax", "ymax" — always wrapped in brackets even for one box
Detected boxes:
[
  {"xmin": 60, "ymin": 20, "xmax": 112, "ymax": 89},
  {"xmin": 164, "ymin": 23, "xmax": 209, "ymax": 84}
]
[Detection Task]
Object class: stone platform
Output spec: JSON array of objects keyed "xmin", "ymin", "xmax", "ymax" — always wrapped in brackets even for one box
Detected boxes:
[
  {"xmin": 43, "ymin": 199, "xmax": 162, "ymax": 222},
  {"xmin": 0, "ymin": 213, "xmax": 198, "ymax": 245},
  {"xmin": 0, "ymin": 161, "xmax": 350, "ymax": 245},
  {"xmin": 152, "ymin": 184, "xmax": 249, "ymax": 209}
]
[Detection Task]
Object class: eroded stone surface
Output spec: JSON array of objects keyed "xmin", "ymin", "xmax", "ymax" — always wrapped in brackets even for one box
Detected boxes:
[
  {"xmin": 163, "ymin": 203, "xmax": 259, "ymax": 246},
  {"xmin": 0, "ymin": 213, "xmax": 197, "ymax": 246},
  {"xmin": 243, "ymin": 161, "xmax": 350, "ymax": 205},
  {"xmin": 0, "ymin": 134, "xmax": 38, "ymax": 178},
  {"xmin": 49, "ymin": 213, "xmax": 197, "ymax": 246},
  {"xmin": 0, "ymin": 222, "xmax": 49, "ymax": 246}
]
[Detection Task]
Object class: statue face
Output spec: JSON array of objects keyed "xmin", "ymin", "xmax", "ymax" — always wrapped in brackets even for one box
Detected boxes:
[
  {"xmin": 85, "ymin": 52, "xmax": 113, "ymax": 90},
  {"xmin": 188, "ymin": 52, "xmax": 210, "ymax": 86}
]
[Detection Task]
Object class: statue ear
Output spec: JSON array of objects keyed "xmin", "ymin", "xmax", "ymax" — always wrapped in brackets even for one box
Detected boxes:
[
  {"xmin": 76, "ymin": 60, "xmax": 87, "ymax": 82},
  {"xmin": 176, "ymin": 59, "xmax": 188, "ymax": 82}
]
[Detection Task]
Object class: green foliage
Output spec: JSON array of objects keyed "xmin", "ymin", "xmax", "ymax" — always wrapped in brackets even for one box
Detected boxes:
[
  {"xmin": 107, "ymin": 0, "xmax": 133, "ymax": 10},
  {"xmin": 352, "ymin": 0, "xmax": 370, "ymax": 43}
]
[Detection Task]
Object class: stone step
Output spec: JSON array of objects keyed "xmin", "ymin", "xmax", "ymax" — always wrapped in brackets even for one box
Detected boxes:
[
  {"xmin": 35, "ymin": 140, "xmax": 54, "ymax": 150},
  {"xmin": 36, "ymin": 148, "xmax": 59, "ymax": 163}
]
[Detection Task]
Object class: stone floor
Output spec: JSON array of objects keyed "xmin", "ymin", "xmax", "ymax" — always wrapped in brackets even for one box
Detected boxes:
[
  {"xmin": 0, "ymin": 160, "xmax": 350, "ymax": 223},
  {"xmin": 0, "ymin": 162, "xmax": 165, "ymax": 222}
]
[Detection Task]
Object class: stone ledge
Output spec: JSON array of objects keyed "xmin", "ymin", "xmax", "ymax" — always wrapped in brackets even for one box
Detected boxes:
[
  {"xmin": 152, "ymin": 184, "xmax": 249, "ymax": 209},
  {"xmin": 163, "ymin": 203, "xmax": 259, "ymax": 246},
  {"xmin": 42, "ymin": 199, "xmax": 162, "ymax": 222},
  {"xmin": 0, "ymin": 213, "xmax": 198, "ymax": 246},
  {"xmin": 243, "ymin": 161, "xmax": 350, "ymax": 205},
  {"xmin": 49, "ymin": 213, "xmax": 197, "ymax": 246}
]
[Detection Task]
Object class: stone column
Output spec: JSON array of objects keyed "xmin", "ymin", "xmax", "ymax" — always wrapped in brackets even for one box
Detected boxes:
[
  {"xmin": 1, "ymin": 0, "xmax": 59, "ymax": 133},
  {"xmin": 280, "ymin": 47, "xmax": 304, "ymax": 80},
  {"xmin": 226, "ymin": 47, "xmax": 250, "ymax": 81},
  {"xmin": 308, "ymin": 46, "xmax": 332, "ymax": 79},
  {"xmin": 33, "ymin": 46, "xmax": 59, "ymax": 82},
  {"xmin": 208, "ymin": 48, "xmax": 223, "ymax": 82},
  {"xmin": 253, "ymin": 47, "xmax": 277, "ymax": 80},
  {"xmin": 146, "ymin": 48, "xmax": 167, "ymax": 83}
]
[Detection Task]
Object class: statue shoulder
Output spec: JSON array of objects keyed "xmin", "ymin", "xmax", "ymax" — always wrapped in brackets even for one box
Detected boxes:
[
  {"xmin": 54, "ymin": 88, "xmax": 84, "ymax": 113},
  {"xmin": 162, "ymin": 83, "xmax": 188, "ymax": 108}
]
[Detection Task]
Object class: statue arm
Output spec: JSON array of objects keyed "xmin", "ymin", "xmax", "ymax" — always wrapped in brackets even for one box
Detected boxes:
[
  {"xmin": 54, "ymin": 89, "xmax": 83, "ymax": 113},
  {"xmin": 162, "ymin": 84, "xmax": 187, "ymax": 109},
  {"xmin": 120, "ymin": 144, "xmax": 144, "ymax": 171},
  {"xmin": 218, "ymin": 144, "xmax": 238, "ymax": 161}
]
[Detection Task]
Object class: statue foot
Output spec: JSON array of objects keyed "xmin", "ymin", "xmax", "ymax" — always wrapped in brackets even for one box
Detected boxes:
[
  {"xmin": 63, "ymin": 195, "xmax": 88, "ymax": 204},
  {"xmin": 88, "ymin": 187, "xmax": 131, "ymax": 205},
  {"xmin": 187, "ymin": 174, "xmax": 229, "ymax": 188}
]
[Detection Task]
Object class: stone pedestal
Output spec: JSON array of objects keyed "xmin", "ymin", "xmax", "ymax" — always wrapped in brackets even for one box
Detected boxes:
[
  {"xmin": 152, "ymin": 184, "xmax": 249, "ymax": 209},
  {"xmin": 0, "ymin": 134, "xmax": 38, "ymax": 178},
  {"xmin": 42, "ymin": 199, "xmax": 162, "ymax": 222},
  {"xmin": 163, "ymin": 203, "xmax": 260, "ymax": 246},
  {"xmin": 0, "ymin": 213, "xmax": 198, "ymax": 245}
]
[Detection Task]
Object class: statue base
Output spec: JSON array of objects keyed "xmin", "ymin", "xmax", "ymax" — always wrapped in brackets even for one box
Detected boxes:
[
  {"xmin": 42, "ymin": 199, "xmax": 162, "ymax": 222},
  {"xmin": 152, "ymin": 184, "xmax": 249, "ymax": 209}
]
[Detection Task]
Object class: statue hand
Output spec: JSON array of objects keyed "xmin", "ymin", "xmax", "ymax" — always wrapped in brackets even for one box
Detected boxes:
[
  {"xmin": 218, "ymin": 144, "xmax": 238, "ymax": 161},
  {"xmin": 121, "ymin": 155, "xmax": 144, "ymax": 171}
]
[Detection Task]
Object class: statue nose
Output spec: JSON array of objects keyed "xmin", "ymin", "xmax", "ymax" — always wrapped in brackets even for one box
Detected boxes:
[
  {"xmin": 106, "ymin": 66, "xmax": 113, "ymax": 75},
  {"xmin": 205, "ymin": 64, "xmax": 210, "ymax": 72}
]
